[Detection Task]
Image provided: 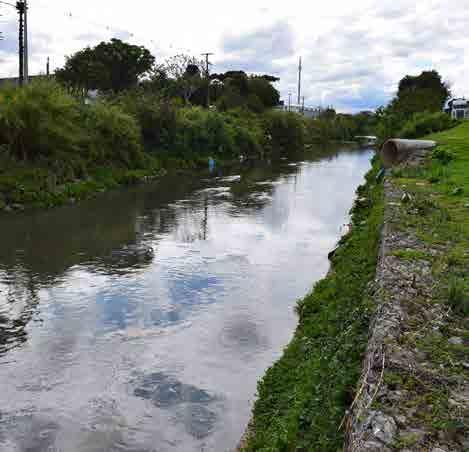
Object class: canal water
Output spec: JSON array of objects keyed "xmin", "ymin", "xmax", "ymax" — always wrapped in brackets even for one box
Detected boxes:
[{"xmin": 0, "ymin": 147, "xmax": 373, "ymax": 452}]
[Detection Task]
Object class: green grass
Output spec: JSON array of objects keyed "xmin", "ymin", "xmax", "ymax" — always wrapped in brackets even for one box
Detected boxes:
[
  {"xmin": 384, "ymin": 122, "xmax": 469, "ymax": 446},
  {"xmin": 392, "ymin": 122, "xmax": 469, "ymax": 316},
  {"xmin": 0, "ymin": 155, "xmax": 163, "ymax": 210},
  {"xmin": 243, "ymin": 158, "xmax": 384, "ymax": 451}
]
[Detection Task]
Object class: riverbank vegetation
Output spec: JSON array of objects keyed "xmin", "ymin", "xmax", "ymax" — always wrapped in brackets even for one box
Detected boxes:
[
  {"xmin": 0, "ymin": 38, "xmax": 374, "ymax": 212},
  {"xmin": 242, "ymin": 76, "xmax": 467, "ymax": 450},
  {"xmin": 346, "ymin": 121, "xmax": 468, "ymax": 450},
  {"xmin": 375, "ymin": 70, "xmax": 458, "ymax": 142},
  {"xmin": 242, "ymin": 157, "xmax": 384, "ymax": 451}
]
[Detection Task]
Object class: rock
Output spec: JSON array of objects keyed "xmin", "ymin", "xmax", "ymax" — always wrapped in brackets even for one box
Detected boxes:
[
  {"xmin": 69, "ymin": 197, "xmax": 76, "ymax": 205},
  {"xmin": 371, "ymin": 413, "xmax": 397, "ymax": 445},
  {"xmin": 431, "ymin": 448, "xmax": 447, "ymax": 452},
  {"xmin": 3, "ymin": 205, "xmax": 13, "ymax": 212},
  {"xmin": 361, "ymin": 441, "xmax": 391, "ymax": 451},
  {"xmin": 462, "ymin": 362, "xmax": 469, "ymax": 369},
  {"xmin": 400, "ymin": 428, "xmax": 427, "ymax": 444},
  {"xmin": 448, "ymin": 336, "xmax": 463, "ymax": 345},
  {"xmin": 11, "ymin": 203, "xmax": 24, "ymax": 211},
  {"xmin": 395, "ymin": 415, "xmax": 407, "ymax": 426},
  {"xmin": 448, "ymin": 398, "xmax": 459, "ymax": 407}
]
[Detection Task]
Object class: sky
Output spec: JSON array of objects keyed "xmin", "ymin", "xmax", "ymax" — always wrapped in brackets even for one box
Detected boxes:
[{"xmin": 1, "ymin": 0, "xmax": 468, "ymax": 112}]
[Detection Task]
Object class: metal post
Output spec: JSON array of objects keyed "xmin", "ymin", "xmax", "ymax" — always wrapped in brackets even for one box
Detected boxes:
[
  {"xmin": 23, "ymin": 0, "xmax": 28, "ymax": 83},
  {"xmin": 201, "ymin": 52, "xmax": 213, "ymax": 108},
  {"xmin": 16, "ymin": 1, "xmax": 25, "ymax": 86},
  {"xmin": 288, "ymin": 92, "xmax": 292, "ymax": 112},
  {"xmin": 297, "ymin": 56, "xmax": 302, "ymax": 105}
]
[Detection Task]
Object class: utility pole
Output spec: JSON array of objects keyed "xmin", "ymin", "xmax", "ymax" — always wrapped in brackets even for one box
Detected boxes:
[
  {"xmin": 288, "ymin": 92, "xmax": 292, "ymax": 112},
  {"xmin": 16, "ymin": 1, "xmax": 25, "ymax": 86},
  {"xmin": 23, "ymin": 0, "xmax": 28, "ymax": 83},
  {"xmin": 302, "ymin": 96, "xmax": 305, "ymax": 114},
  {"xmin": 201, "ymin": 52, "xmax": 213, "ymax": 108},
  {"xmin": 46, "ymin": 56, "xmax": 50, "ymax": 76},
  {"xmin": 297, "ymin": 56, "xmax": 302, "ymax": 106}
]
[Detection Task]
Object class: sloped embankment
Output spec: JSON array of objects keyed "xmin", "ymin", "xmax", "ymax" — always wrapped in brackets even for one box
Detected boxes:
[{"xmin": 345, "ymin": 124, "xmax": 468, "ymax": 451}]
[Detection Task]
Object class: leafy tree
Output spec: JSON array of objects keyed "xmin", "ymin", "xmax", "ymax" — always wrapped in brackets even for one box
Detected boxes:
[
  {"xmin": 391, "ymin": 70, "xmax": 451, "ymax": 118},
  {"xmin": 375, "ymin": 70, "xmax": 452, "ymax": 141},
  {"xmin": 161, "ymin": 54, "xmax": 205, "ymax": 104},
  {"xmin": 211, "ymin": 71, "xmax": 280, "ymax": 111},
  {"xmin": 247, "ymin": 76, "xmax": 280, "ymax": 109},
  {"xmin": 56, "ymin": 39, "xmax": 155, "ymax": 93}
]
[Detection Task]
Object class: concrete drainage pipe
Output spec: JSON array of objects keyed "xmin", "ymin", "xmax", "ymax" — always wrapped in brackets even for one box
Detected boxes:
[{"xmin": 380, "ymin": 139, "xmax": 436, "ymax": 168}]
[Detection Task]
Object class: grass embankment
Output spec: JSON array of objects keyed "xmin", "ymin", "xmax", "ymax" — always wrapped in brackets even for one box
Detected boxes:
[
  {"xmin": 242, "ymin": 157, "xmax": 384, "ymax": 451},
  {"xmin": 378, "ymin": 122, "xmax": 468, "ymax": 447},
  {"xmin": 0, "ymin": 81, "xmax": 306, "ymax": 212},
  {"xmin": 392, "ymin": 122, "xmax": 468, "ymax": 317}
]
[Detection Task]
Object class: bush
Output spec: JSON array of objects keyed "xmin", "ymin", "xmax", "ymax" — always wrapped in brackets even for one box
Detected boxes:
[
  {"xmin": 398, "ymin": 112, "xmax": 458, "ymax": 139},
  {"xmin": 112, "ymin": 91, "xmax": 178, "ymax": 150},
  {"xmin": 84, "ymin": 101, "xmax": 145, "ymax": 167},
  {"xmin": 263, "ymin": 110, "xmax": 305, "ymax": 153},
  {"xmin": 0, "ymin": 80, "xmax": 84, "ymax": 161}
]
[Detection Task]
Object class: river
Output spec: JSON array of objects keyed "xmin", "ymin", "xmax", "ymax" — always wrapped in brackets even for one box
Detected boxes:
[{"xmin": 0, "ymin": 146, "xmax": 373, "ymax": 452}]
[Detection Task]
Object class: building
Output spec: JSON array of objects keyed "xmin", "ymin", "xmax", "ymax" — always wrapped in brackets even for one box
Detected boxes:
[
  {"xmin": 275, "ymin": 104, "xmax": 322, "ymax": 119},
  {"xmin": 445, "ymin": 98, "xmax": 469, "ymax": 120}
]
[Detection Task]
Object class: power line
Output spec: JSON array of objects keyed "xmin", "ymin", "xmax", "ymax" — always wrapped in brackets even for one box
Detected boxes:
[{"xmin": 0, "ymin": 1, "xmax": 17, "ymax": 8}]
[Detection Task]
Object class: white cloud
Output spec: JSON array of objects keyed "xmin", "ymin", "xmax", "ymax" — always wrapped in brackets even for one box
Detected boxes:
[{"xmin": 1, "ymin": 0, "xmax": 468, "ymax": 112}]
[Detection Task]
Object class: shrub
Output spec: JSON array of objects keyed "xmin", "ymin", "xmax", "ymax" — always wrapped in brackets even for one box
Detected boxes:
[
  {"xmin": 0, "ymin": 80, "xmax": 84, "ymax": 161},
  {"xmin": 263, "ymin": 110, "xmax": 305, "ymax": 153},
  {"xmin": 84, "ymin": 101, "xmax": 144, "ymax": 167},
  {"xmin": 398, "ymin": 112, "xmax": 458, "ymax": 139},
  {"xmin": 112, "ymin": 91, "xmax": 178, "ymax": 150},
  {"xmin": 432, "ymin": 146, "xmax": 454, "ymax": 165}
]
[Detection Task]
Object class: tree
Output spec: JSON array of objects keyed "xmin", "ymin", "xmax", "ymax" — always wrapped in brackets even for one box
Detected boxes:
[
  {"xmin": 211, "ymin": 71, "xmax": 280, "ymax": 111},
  {"xmin": 162, "ymin": 54, "xmax": 205, "ymax": 104},
  {"xmin": 56, "ymin": 39, "xmax": 155, "ymax": 94},
  {"xmin": 391, "ymin": 70, "xmax": 450, "ymax": 118},
  {"xmin": 247, "ymin": 76, "xmax": 280, "ymax": 109}
]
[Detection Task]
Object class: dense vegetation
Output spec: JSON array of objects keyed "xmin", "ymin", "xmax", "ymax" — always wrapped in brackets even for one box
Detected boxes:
[
  {"xmin": 0, "ymin": 36, "xmax": 459, "ymax": 213},
  {"xmin": 0, "ymin": 78, "xmax": 309, "ymax": 210},
  {"xmin": 376, "ymin": 70, "xmax": 458, "ymax": 142}
]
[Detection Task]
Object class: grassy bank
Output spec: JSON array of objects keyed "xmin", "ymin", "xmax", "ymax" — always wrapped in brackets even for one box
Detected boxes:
[
  {"xmin": 370, "ymin": 122, "xmax": 468, "ymax": 449},
  {"xmin": 242, "ymin": 122, "xmax": 468, "ymax": 452},
  {"xmin": 242, "ymin": 156, "xmax": 384, "ymax": 451},
  {"xmin": 391, "ymin": 122, "xmax": 468, "ymax": 315}
]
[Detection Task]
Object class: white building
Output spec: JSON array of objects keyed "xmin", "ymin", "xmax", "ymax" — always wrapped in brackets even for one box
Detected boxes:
[
  {"xmin": 275, "ymin": 104, "xmax": 322, "ymax": 119},
  {"xmin": 446, "ymin": 98, "xmax": 469, "ymax": 120}
]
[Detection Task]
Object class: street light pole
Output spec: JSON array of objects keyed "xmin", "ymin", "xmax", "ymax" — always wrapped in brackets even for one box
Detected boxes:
[
  {"xmin": 16, "ymin": 1, "xmax": 25, "ymax": 86},
  {"xmin": 23, "ymin": 0, "xmax": 28, "ymax": 83},
  {"xmin": 201, "ymin": 52, "xmax": 213, "ymax": 108}
]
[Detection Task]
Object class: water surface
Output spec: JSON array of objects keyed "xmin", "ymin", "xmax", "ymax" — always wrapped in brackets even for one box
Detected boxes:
[{"xmin": 0, "ymin": 147, "xmax": 373, "ymax": 451}]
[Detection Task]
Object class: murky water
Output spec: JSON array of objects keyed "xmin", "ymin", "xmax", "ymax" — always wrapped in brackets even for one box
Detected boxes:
[{"xmin": 0, "ymin": 147, "xmax": 373, "ymax": 452}]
